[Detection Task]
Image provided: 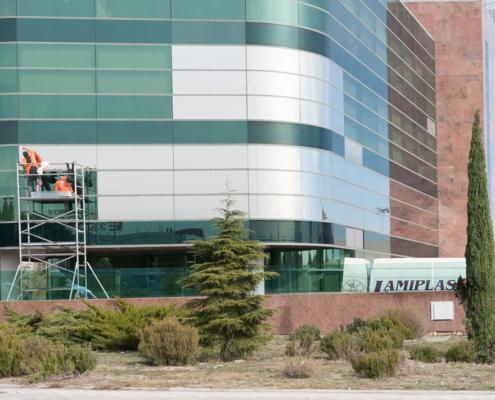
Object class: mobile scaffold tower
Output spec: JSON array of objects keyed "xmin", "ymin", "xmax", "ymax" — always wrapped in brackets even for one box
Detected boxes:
[{"xmin": 6, "ymin": 162, "xmax": 109, "ymax": 301}]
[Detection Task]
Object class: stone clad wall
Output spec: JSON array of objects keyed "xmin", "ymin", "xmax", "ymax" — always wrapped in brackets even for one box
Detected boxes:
[{"xmin": 0, "ymin": 291, "xmax": 464, "ymax": 334}]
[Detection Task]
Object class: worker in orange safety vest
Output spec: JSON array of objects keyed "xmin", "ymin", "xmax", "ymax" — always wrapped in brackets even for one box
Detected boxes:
[
  {"xmin": 20, "ymin": 146, "xmax": 44, "ymax": 196},
  {"xmin": 55, "ymin": 175, "xmax": 74, "ymax": 213}
]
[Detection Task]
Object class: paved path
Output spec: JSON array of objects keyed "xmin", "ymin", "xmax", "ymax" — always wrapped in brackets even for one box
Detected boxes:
[{"xmin": 1, "ymin": 387, "xmax": 495, "ymax": 400}]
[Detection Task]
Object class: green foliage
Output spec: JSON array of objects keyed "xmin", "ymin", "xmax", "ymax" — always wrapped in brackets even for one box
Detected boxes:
[
  {"xmin": 445, "ymin": 340, "xmax": 476, "ymax": 363},
  {"xmin": 351, "ymin": 349, "xmax": 400, "ymax": 378},
  {"xmin": 281, "ymin": 358, "xmax": 315, "ymax": 379},
  {"xmin": 379, "ymin": 316, "xmax": 414, "ymax": 340},
  {"xmin": 179, "ymin": 187, "xmax": 278, "ymax": 360},
  {"xmin": 345, "ymin": 318, "xmax": 369, "ymax": 334},
  {"xmin": 138, "ymin": 319, "xmax": 199, "ymax": 366},
  {"xmin": 286, "ymin": 323, "xmax": 320, "ymax": 357},
  {"xmin": 67, "ymin": 344, "xmax": 98, "ymax": 373},
  {"xmin": 320, "ymin": 329, "xmax": 355, "ymax": 360},
  {"xmin": 382, "ymin": 306, "xmax": 427, "ymax": 339},
  {"xmin": 461, "ymin": 110, "xmax": 495, "ymax": 363},
  {"xmin": 361, "ymin": 332, "xmax": 394, "ymax": 353},
  {"xmin": 410, "ymin": 344, "xmax": 438, "ymax": 363},
  {"xmin": 0, "ymin": 329, "xmax": 26, "ymax": 378}
]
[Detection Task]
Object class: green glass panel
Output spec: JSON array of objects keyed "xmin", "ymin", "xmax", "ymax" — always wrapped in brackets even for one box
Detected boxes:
[
  {"xmin": 0, "ymin": 172, "xmax": 16, "ymax": 196},
  {"xmin": 57, "ymin": 45, "xmax": 95, "ymax": 68},
  {"xmin": 17, "ymin": 18, "xmax": 95, "ymax": 42},
  {"xmin": 248, "ymin": 121, "xmax": 300, "ymax": 145},
  {"xmin": 96, "ymin": 20, "xmax": 171, "ymax": 44},
  {"xmin": 246, "ymin": 0, "xmax": 298, "ymax": 25},
  {"xmin": 0, "ymin": 70, "xmax": 16, "ymax": 93},
  {"xmin": 298, "ymin": 4, "xmax": 332, "ymax": 34},
  {"xmin": 172, "ymin": 21, "xmax": 246, "ymax": 44},
  {"xmin": 96, "ymin": 71, "xmax": 172, "ymax": 94},
  {"xmin": 0, "ymin": 197, "xmax": 15, "ymax": 221},
  {"xmin": 0, "ymin": 0, "xmax": 16, "ymax": 16},
  {"xmin": 97, "ymin": 121, "xmax": 173, "ymax": 144},
  {"xmin": 0, "ymin": 146, "xmax": 17, "ymax": 170},
  {"xmin": 19, "ymin": 121, "xmax": 97, "ymax": 144},
  {"xmin": 0, "ymin": 18, "xmax": 16, "ymax": 42},
  {"xmin": 96, "ymin": 45, "xmax": 171, "ymax": 69},
  {"xmin": 18, "ymin": 44, "xmax": 94, "ymax": 68},
  {"xmin": 96, "ymin": 0, "xmax": 170, "ymax": 19},
  {"xmin": 96, "ymin": 96, "xmax": 172, "ymax": 119},
  {"xmin": 246, "ymin": 22, "xmax": 298, "ymax": 49},
  {"xmin": 171, "ymin": 0, "xmax": 245, "ymax": 20},
  {"xmin": 174, "ymin": 121, "xmax": 247, "ymax": 144},
  {"xmin": 17, "ymin": 0, "xmax": 95, "ymax": 17},
  {"xmin": 19, "ymin": 95, "xmax": 96, "ymax": 119},
  {"xmin": 0, "ymin": 95, "xmax": 17, "ymax": 119},
  {"xmin": 18, "ymin": 70, "xmax": 96, "ymax": 93},
  {"xmin": 0, "ymin": 44, "xmax": 16, "ymax": 68},
  {"xmin": 0, "ymin": 121, "xmax": 18, "ymax": 144}
]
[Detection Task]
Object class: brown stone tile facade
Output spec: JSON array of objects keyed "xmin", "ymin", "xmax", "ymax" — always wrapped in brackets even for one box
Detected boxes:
[
  {"xmin": 406, "ymin": 1, "xmax": 484, "ymax": 257},
  {"xmin": 0, "ymin": 291, "xmax": 464, "ymax": 334}
]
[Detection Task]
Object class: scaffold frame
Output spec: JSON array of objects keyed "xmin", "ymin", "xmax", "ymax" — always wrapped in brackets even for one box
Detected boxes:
[{"xmin": 6, "ymin": 162, "xmax": 109, "ymax": 301}]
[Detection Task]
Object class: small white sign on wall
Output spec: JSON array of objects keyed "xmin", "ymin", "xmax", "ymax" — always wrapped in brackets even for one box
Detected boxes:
[{"xmin": 431, "ymin": 301, "xmax": 454, "ymax": 321}]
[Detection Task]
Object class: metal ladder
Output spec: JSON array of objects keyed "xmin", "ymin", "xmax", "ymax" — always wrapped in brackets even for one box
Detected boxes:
[{"xmin": 6, "ymin": 162, "xmax": 109, "ymax": 301}]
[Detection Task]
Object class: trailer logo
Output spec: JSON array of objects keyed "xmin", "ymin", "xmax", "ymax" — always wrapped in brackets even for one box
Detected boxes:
[
  {"xmin": 343, "ymin": 280, "xmax": 365, "ymax": 293},
  {"xmin": 373, "ymin": 279, "xmax": 457, "ymax": 292}
]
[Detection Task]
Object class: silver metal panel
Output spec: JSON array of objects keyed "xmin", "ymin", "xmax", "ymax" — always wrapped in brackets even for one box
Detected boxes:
[
  {"xmin": 97, "ymin": 146, "xmax": 173, "ymax": 170},
  {"xmin": 20, "ymin": 146, "xmax": 98, "ymax": 168},
  {"xmin": 174, "ymin": 145, "xmax": 248, "ymax": 170},
  {"xmin": 300, "ymin": 75, "xmax": 332, "ymax": 105},
  {"xmin": 173, "ymin": 71, "xmax": 247, "ymax": 95},
  {"xmin": 255, "ymin": 195, "xmax": 303, "ymax": 219},
  {"xmin": 173, "ymin": 96, "xmax": 247, "ymax": 120},
  {"xmin": 249, "ymin": 145, "xmax": 301, "ymax": 171},
  {"xmin": 171, "ymin": 45, "xmax": 246, "ymax": 70},
  {"xmin": 247, "ymin": 46, "xmax": 299, "ymax": 74},
  {"xmin": 255, "ymin": 170, "xmax": 302, "ymax": 195},
  {"xmin": 247, "ymin": 71, "xmax": 299, "ymax": 98},
  {"xmin": 345, "ymin": 139, "xmax": 363, "ymax": 165},
  {"xmin": 174, "ymin": 170, "xmax": 248, "ymax": 194},
  {"xmin": 299, "ymin": 51, "xmax": 332, "ymax": 83},
  {"xmin": 97, "ymin": 171, "xmax": 174, "ymax": 195},
  {"xmin": 248, "ymin": 96, "xmax": 300, "ymax": 123},
  {"xmin": 175, "ymin": 194, "xmax": 249, "ymax": 219},
  {"xmin": 98, "ymin": 196, "xmax": 174, "ymax": 220},
  {"xmin": 300, "ymin": 100, "xmax": 331, "ymax": 130}
]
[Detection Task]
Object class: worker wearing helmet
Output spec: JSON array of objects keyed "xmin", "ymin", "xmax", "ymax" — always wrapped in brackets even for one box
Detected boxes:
[
  {"xmin": 20, "ymin": 146, "xmax": 43, "ymax": 196},
  {"xmin": 55, "ymin": 175, "xmax": 74, "ymax": 213}
]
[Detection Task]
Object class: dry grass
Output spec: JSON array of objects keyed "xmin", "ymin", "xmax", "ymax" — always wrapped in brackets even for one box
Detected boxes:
[{"xmin": 1, "ymin": 335, "xmax": 494, "ymax": 390}]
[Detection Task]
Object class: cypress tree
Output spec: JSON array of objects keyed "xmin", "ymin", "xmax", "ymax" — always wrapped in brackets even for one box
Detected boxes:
[
  {"xmin": 179, "ymin": 187, "xmax": 277, "ymax": 360},
  {"xmin": 460, "ymin": 110, "xmax": 495, "ymax": 362}
]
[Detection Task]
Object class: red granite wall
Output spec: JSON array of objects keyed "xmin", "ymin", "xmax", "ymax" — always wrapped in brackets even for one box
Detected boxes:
[
  {"xmin": 406, "ymin": 1, "xmax": 484, "ymax": 257},
  {"xmin": 0, "ymin": 291, "xmax": 464, "ymax": 334}
]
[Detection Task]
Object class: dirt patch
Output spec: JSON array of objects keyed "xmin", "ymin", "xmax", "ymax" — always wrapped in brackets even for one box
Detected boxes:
[{"xmin": 1, "ymin": 335, "xmax": 494, "ymax": 391}]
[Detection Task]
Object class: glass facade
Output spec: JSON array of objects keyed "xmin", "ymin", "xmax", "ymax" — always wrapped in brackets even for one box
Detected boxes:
[{"xmin": 0, "ymin": 0, "xmax": 438, "ymax": 298}]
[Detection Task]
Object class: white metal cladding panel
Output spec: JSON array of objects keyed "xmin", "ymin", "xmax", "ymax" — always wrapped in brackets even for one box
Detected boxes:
[
  {"xmin": 171, "ymin": 45, "xmax": 247, "ymax": 70},
  {"xmin": 18, "ymin": 146, "xmax": 98, "ymax": 168},
  {"xmin": 173, "ymin": 145, "xmax": 248, "ymax": 170},
  {"xmin": 97, "ymin": 146, "xmax": 173, "ymax": 170},
  {"xmin": 247, "ymin": 96, "xmax": 300, "ymax": 123},
  {"xmin": 175, "ymin": 194, "xmax": 249, "ymax": 219},
  {"xmin": 173, "ymin": 96, "xmax": 247, "ymax": 120},
  {"xmin": 97, "ymin": 171, "xmax": 174, "ymax": 195},
  {"xmin": 174, "ymin": 170, "xmax": 248, "ymax": 194},
  {"xmin": 246, "ymin": 46, "xmax": 299, "ymax": 74},
  {"xmin": 98, "ymin": 196, "xmax": 174, "ymax": 220},
  {"xmin": 248, "ymin": 145, "xmax": 301, "ymax": 171},
  {"xmin": 247, "ymin": 71, "xmax": 299, "ymax": 98},
  {"xmin": 173, "ymin": 71, "xmax": 247, "ymax": 95}
]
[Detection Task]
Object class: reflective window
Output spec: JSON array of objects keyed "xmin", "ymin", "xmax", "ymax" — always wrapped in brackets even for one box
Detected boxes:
[
  {"xmin": 19, "ymin": 121, "xmax": 97, "ymax": 144},
  {"xmin": 18, "ymin": 0, "xmax": 95, "ymax": 17},
  {"xmin": 18, "ymin": 70, "xmax": 95, "ymax": 94},
  {"xmin": 96, "ymin": 0, "xmax": 170, "ymax": 19},
  {"xmin": 96, "ymin": 45, "xmax": 171, "ymax": 69},
  {"xmin": 0, "ymin": 146, "xmax": 16, "ymax": 171},
  {"xmin": 96, "ymin": 20, "xmax": 171, "ymax": 44},
  {"xmin": 248, "ymin": 121, "xmax": 300, "ymax": 147},
  {"xmin": 0, "ymin": 70, "xmax": 16, "ymax": 93},
  {"xmin": 97, "ymin": 121, "xmax": 173, "ymax": 144},
  {"xmin": 17, "ymin": 18, "xmax": 94, "ymax": 42},
  {"xmin": 254, "ymin": 195, "xmax": 303, "ymax": 220},
  {"xmin": 172, "ymin": 45, "xmax": 246, "ymax": 70},
  {"xmin": 19, "ymin": 95, "xmax": 96, "ymax": 119},
  {"xmin": 248, "ymin": 96, "xmax": 300, "ymax": 123},
  {"xmin": 254, "ymin": 171, "xmax": 302, "ymax": 195},
  {"xmin": 173, "ymin": 71, "xmax": 246, "ymax": 95},
  {"xmin": 171, "ymin": 21, "xmax": 245, "ymax": 44},
  {"xmin": 345, "ymin": 139, "xmax": 363, "ymax": 165},
  {"xmin": 0, "ymin": 121, "xmax": 18, "ymax": 145},
  {"xmin": 171, "ymin": 0, "xmax": 245, "ymax": 20},
  {"xmin": 0, "ymin": 95, "xmax": 17, "ymax": 119},
  {"xmin": 174, "ymin": 145, "xmax": 248, "ymax": 170},
  {"xmin": 0, "ymin": 172, "xmax": 17, "ymax": 196},
  {"xmin": 174, "ymin": 170, "xmax": 248, "ymax": 195},
  {"xmin": 97, "ymin": 95, "xmax": 172, "ymax": 119},
  {"xmin": 246, "ymin": 0, "xmax": 298, "ymax": 25},
  {"xmin": 363, "ymin": 148, "xmax": 389, "ymax": 177},
  {"xmin": 174, "ymin": 121, "xmax": 247, "ymax": 144},
  {"xmin": 18, "ymin": 44, "xmax": 94, "ymax": 68},
  {"xmin": 173, "ymin": 96, "xmax": 246, "ymax": 120},
  {"xmin": 0, "ymin": 18, "xmax": 16, "ymax": 42},
  {"xmin": 175, "ymin": 195, "xmax": 249, "ymax": 219},
  {"xmin": 98, "ymin": 171, "xmax": 174, "ymax": 195},
  {"xmin": 246, "ymin": 22, "xmax": 299, "ymax": 50},
  {"xmin": 300, "ymin": 100, "xmax": 331, "ymax": 131},
  {"xmin": 0, "ymin": 44, "xmax": 16, "ymax": 68},
  {"xmin": 0, "ymin": 197, "xmax": 15, "ymax": 221},
  {"xmin": 97, "ymin": 71, "xmax": 172, "ymax": 94},
  {"xmin": 247, "ymin": 46, "xmax": 299, "ymax": 74},
  {"xmin": 97, "ymin": 146, "xmax": 173, "ymax": 170},
  {"xmin": 98, "ymin": 196, "xmax": 174, "ymax": 220},
  {"xmin": 0, "ymin": 0, "xmax": 15, "ymax": 16}
]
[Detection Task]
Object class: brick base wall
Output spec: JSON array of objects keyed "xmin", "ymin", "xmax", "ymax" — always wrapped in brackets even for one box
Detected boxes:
[{"xmin": 0, "ymin": 291, "xmax": 464, "ymax": 334}]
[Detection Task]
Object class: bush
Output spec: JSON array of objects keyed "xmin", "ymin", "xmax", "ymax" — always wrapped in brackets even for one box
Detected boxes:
[
  {"xmin": 410, "ymin": 343, "xmax": 438, "ymax": 363},
  {"xmin": 138, "ymin": 319, "xmax": 198, "ymax": 366},
  {"xmin": 379, "ymin": 316, "xmax": 414, "ymax": 340},
  {"xmin": 345, "ymin": 318, "xmax": 370, "ymax": 334},
  {"xmin": 0, "ymin": 330, "xmax": 26, "ymax": 378},
  {"xmin": 351, "ymin": 349, "xmax": 400, "ymax": 378},
  {"xmin": 361, "ymin": 332, "xmax": 394, "ymax": 353},
  {"xmin": 281, "ymin": 358, "xmax": 315, "ymax": 379},
  {"xmin": 286, "ymin": 323, "xmax": 320, "ymax": 357},
  {"xmin": 320, "ymin": 330, "xmax": 360, "ymax": 360},
  {"xmin": 67, "ymin": 343, "xmax": 98, "ymax": 373},
  {"xmin": 445, "ymin": 340, "xmax": 475, "ymax": 363},
  {"xmin": 382, "ymin": 306, "xmax": 427, "ymax": 339}
]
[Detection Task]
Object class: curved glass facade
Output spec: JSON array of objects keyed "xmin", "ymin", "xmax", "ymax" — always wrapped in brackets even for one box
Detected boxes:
[{"xmin": 0, "ymin": 0, "xmax": 438, "ymax": 298}]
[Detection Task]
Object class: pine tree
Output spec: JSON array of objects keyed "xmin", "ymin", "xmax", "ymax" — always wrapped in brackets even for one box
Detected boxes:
[
  {"xmin": 179, "ymin": 186, "xmax": 277, "ymax": 360},
  {"xmin": 459, "ymin": 110, "xmax": 495, "ymax": 363}
]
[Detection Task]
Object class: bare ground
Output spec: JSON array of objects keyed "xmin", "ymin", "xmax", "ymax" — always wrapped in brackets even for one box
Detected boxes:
[{"xmin": 1, "ymin": 335, "xmax": 495, "ymax": 391}]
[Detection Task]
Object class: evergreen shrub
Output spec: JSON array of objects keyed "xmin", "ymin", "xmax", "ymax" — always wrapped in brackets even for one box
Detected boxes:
[
  {"xmin": 382, "ymin": 307, "xmax": 426, "ymax": 339},
  {"xmin": 320, "ymin": 330, "xmax": 358, "ymax": 360},
  {"xmin": 351, "ymin": 349, "xmax": 400, "ymax": 378},
  {"xmin": 409, "ymin": 343, "xmax": 438, "ymax": 363},
  {"xmin": 286, "ymin": 323, "xmax": 320, "ymax": 357},
  {"xmin": 138, "ymin": 319, "xmax": 199, "ymax": 366},
  {"xmin": 281, "ymin": 358, "xmax": 315, "ymax": 379},
  {"xmin": 445, "ymin": 341, "xmax": 476, "ymax": 363}
]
